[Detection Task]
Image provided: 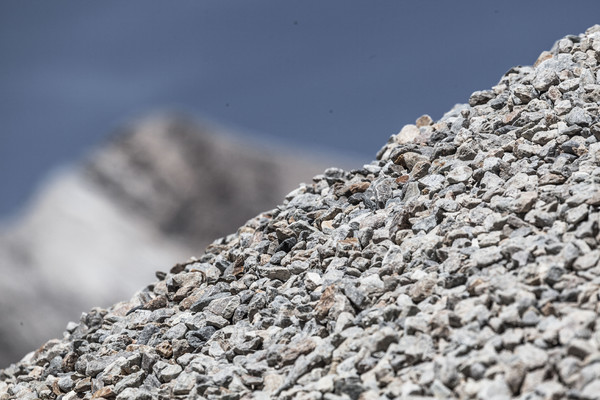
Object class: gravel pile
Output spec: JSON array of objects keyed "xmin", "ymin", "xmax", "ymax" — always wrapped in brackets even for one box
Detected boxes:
[{"xmin": 3, "ymin": 26, "xmax": 600, "ymax": 400}]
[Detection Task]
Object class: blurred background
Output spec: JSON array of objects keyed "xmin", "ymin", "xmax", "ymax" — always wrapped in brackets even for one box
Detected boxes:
[{"xmin": 2, "ymin": 0, "xmax": 600, "ymax": 367}]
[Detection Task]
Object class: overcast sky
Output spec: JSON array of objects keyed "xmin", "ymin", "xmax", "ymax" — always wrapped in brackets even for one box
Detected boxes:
[{"xmin": 2, "ymin": 1, "xmax": 600, "ymax": 219}]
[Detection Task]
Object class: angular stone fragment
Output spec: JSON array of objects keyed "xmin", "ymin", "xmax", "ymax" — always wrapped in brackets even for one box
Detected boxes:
[
  {"xmin": 573, "ymin": 250, "xmax": 600, "ymax": 270},
  {"xmin": 410, "ymin": 160, "xmax": 431, "ymax": 179},
  {"xmin": 447, "ymin": 164, "xmax": 473, "ymax": 184},
  {"xmin": 533, "ymin": 69, "xmax": 559, "ymax": 92},
  {"xmin": 565, "ymin": 106, "xmax": 592, "ymax": 126},
  {"xmin": 515, "ymin": 142, "xmax": 542, "ymax": 158},
  {"xmin": 469, "ymin": 90, "xmax": 495, "ymax": 106},
  {"xmin": 92, "ymin": 387, "xmax": 115, "ymax": 399},
  {"xmin": 565, "ymin": 204, "xmax": 589, "ymax": 225},
  {"xmin": 525, "ymin": 209, "xmax": 556, "ymax": 227},
  {"xmin": 412, "ymin": 214, "xmax": 438, "ymax": 233},
  {"xmin": 258, "ymin": 265, "xmax": 291, "ymax": 281},
  {"xmin": 172, "ymin": 373, "xmax": 196, "ymax": 395},
  {"xmin": 280, "ymin": 338, "xmax": 316, "ymax": 365},
  {"xmin": 515, "ymin": 343, "xmax": 549, "ymax": 370},
  {"xmin": 416, "ymin": 114, "xmax": 433, "ymax": 127},
  {"xmin": 335, "ymin": 181, "xmax": 370, "ymax": 197},
  {"xmin": 567, "ymin": 339, "xmax": 594, "ymax": 360},
  {"xmin": 143, "ymin": 295, "xmax": 167, "ymax": 311},
  {"xmin": 510, "ymin": 191, "xmax": 537, "ymax": 213},
  {"xmin": 408, "ymin": 275, "xmax": 436, "ymax": 303},
  {"xmin": 315, "ymin": 285, "xmax": 336, "ymax": 320},
  {"xmin": 395, "ymin": 124, "xmax": 420, "ymax": 144},
  {"xmin": 304, "ymin": 272, "xmax": 322, "ymax": 291},
  {"xmin": 395, "ymin": 152, "xmax": 428, "ymax": 171},
  {"xmin": 115, "ymin": 388, "xmax": 152, "ymax": 400},
  {"xmin": 476, "ymin": 377, "xmax": 512, "ymax": 400},
  {"xmin": 114, "ymin": 370, "xmax": 144, "ymax": 394},
  {"xmin": 531, "ymin": 129, "xmax": 558, "ymax": 145},
  {"xmin": 154, "ymin": 361, "xmax": 183, "ymax": 383},
  {"xmin": 471, "ymin": 247, "xmax": 503, "ymax": 267},
  {"xmin": 512, "ymin": 84, "xmax": 537, "ymax": 103},
  {"xmin": 418, "ymin": 174, "xmax": 446, "ymax": 193},
  {"xmin": 205, "ymin": 295, "xmax": 241, "ymax": 319}
]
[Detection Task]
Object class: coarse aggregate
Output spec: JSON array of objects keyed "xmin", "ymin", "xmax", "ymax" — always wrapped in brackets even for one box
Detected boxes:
[{"xmin": 4, "ymin": 26, "xmax": 600, "ymax": 400}]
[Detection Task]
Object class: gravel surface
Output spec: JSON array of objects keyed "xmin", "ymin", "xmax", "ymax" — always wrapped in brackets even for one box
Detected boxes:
[{"xmin": 3, "ymin": 26, "xmax": 600, "ymax": 400}]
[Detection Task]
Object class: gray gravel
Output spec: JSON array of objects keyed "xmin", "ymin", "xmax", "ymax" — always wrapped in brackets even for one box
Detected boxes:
[{"xmin": 4, "ymin": 26, "xmax": 600, "ymax": 400}]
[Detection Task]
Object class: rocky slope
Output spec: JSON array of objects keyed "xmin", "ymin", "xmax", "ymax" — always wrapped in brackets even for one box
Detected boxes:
[
  {"xmin": 0, "ymin": 115, "xmax": 333, "ymax": 367},
  {"xmin": 3, "ymin": 26, "xmax": 600, "ymax": 399}
]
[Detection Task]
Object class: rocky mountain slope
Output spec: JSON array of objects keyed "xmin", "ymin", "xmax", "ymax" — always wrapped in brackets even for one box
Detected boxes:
[
  {"xmin": 3, "ymin": 26, "xmax": 600, "ymax": 399},
  {"xmin": 0, "ymin": 116, "xmax": 334, "ymax": 368}
]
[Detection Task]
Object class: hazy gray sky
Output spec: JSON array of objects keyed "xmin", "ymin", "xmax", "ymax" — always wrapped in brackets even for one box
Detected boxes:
[{"xmin": 2, "ymin": 1, "xmax": 600, "ymax": 218}]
